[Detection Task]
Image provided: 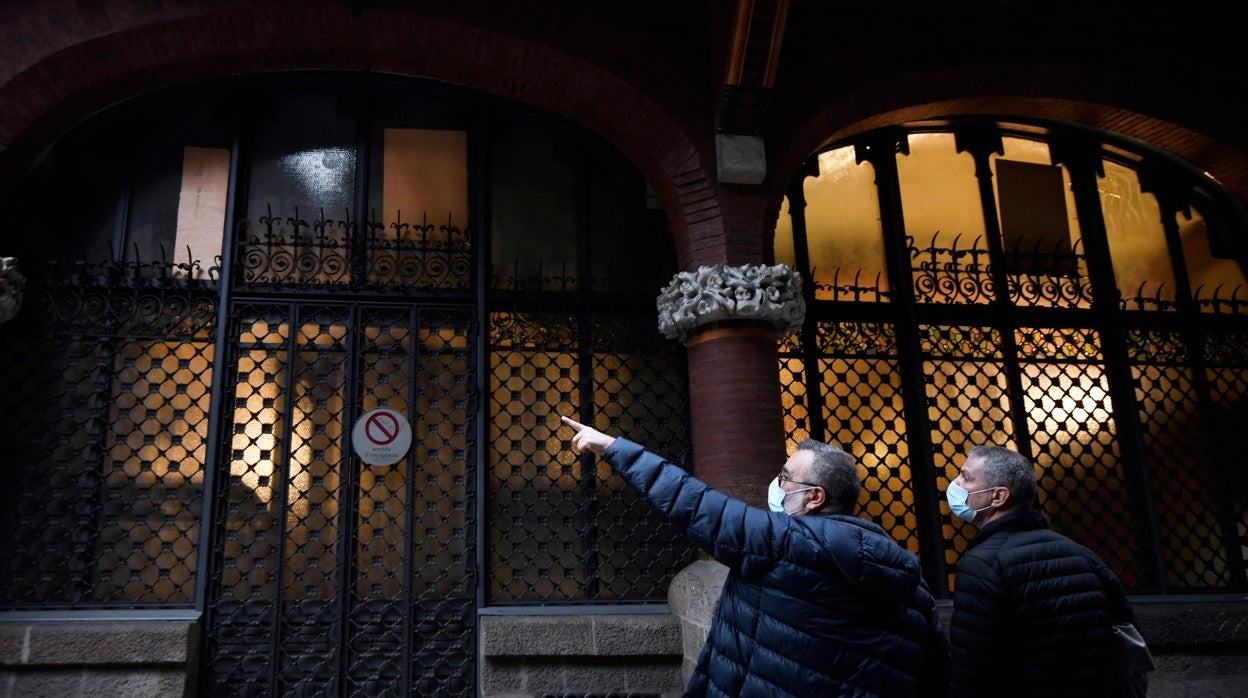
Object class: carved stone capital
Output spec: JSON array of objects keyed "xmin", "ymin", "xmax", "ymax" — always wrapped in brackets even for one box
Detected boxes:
[{"xmin": 656, "ymin": 263, "xmax": 806, "ymax": 343}]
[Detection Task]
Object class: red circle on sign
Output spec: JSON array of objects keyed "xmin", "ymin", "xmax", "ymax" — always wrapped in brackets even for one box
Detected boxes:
[{"xmin": 365, "ymin": 412, "xmax": 400, "ymax": 445}]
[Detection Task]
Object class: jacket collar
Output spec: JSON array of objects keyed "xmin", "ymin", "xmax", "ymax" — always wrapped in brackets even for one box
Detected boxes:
[{"xmin": 968, "ymin": 507, "xmax": 1048, "ymax": 549}]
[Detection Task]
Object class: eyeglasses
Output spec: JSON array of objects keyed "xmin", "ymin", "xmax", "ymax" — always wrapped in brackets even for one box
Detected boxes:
[{"xmin": 778, "ymin": 472, "xmax": 820, "ymax": 489}]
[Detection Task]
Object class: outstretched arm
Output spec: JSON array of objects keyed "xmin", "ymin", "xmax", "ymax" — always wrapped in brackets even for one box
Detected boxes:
[{"xmin": 560, "ymin": 414, "xmax": 790, "ymax": 576}]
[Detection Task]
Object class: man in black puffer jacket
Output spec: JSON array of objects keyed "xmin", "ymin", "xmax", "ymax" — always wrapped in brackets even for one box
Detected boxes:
[
  {"xmin": 562, "ymin": 416, "xmax": 950, "ymax": 697},
  {"xmin": 946, "ymin": 444, "xmax": 1139, "ymax": 697}
]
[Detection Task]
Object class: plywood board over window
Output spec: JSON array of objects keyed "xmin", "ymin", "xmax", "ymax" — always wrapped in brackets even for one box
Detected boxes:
[
  {"xmin": 174, "ymin": 146, "xmax": 230, "ymax": 279},
  {"xmin": 996, "ymin": 159, "xmax": 1076, "ymax": 276}
]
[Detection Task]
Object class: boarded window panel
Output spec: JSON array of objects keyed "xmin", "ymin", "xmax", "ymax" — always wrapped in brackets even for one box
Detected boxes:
[
  {"xmin": 174, "ymin": 146, "xmax": 230, "ymax": 279},
  {"xmin": 997, "ymin": 159, "xmax": 1072, "ymax": 254},
  {"xmin": 380, "ymin": 128, "xmax": 468, "ymax": 234},
  {"xmin": 997, "ymin": 159, "xmax": 1076, "ymax": 277}
]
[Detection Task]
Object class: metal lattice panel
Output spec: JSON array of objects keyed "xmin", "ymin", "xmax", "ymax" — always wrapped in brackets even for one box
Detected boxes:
[
  {"xmin": 487, "ymin": 303, "xmax": 694, "ymax": 603},
  {"xmin": 1203, "ymin": 331, "xmax": 1248, "ymax": 589},
  {"xmin": 1014, "ymin": 328, "xmax": 1126, "ymax": 562},
  {"xmin": 0, "ymin": 276, "xmax": 215, "ymax": 607},
  {"xmin": 204, "ymin": 301, "xmax": 477, "ymax": 697},
  {"xmin": 920, "ymin": 325, "xmax": 1015, "ymax": 581},
  {"xmin": 1127, "ymin": 329, "xmax": 1226, "ymax": 590},
  {"xmin": 813, "ymin": 322, "xmax": 917, "ymax": 550}
]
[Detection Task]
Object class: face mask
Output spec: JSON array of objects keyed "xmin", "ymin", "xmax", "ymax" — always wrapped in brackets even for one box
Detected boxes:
[
  {"xmin": 946, "ymin": 482, "xmax": 998, "ymax": 522},
  {"xmin": 768, "ymin": 476, "xmax": 813, "ymax": 515}
]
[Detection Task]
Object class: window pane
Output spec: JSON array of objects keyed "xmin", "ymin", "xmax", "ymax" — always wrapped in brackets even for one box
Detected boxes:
[
  {"xmin": 370, "ymin": 126, "xmax": 471, "ymax": 289},
  {"xmin": 173, "ymin": 146, "xmax": 230, "ymax": 280},
  {"xmin": 1179, "ymin": 206, "xmax": 1248, "ymax": 310},
  {"xmin": 1100, "ymin": 160, "xmax": 1176, "ymax": 306},
  {"xmin": 899, "ymin": 133, "xmax": 985, "ymax": 250},
  {"xmin": 490, "ymin": 125, "xmax": 576, "ymax": 289},
  {"xmin": 588, "ymin": 166, "xmax": 672, "ymax": 293},
  {"xmin": 802, "ymin": 147, "xmax": 886, "ymax": 301},
  {"xmin": 125, "ymin": 103, "xmax": 232, "ymax": 273},
  {"xmin": 248, "ymin": 92, "xmax": 357, "ymax": 222},
  {"xmin": 899, "ymin": 133, "xmax": 987, "ymax": 304}
]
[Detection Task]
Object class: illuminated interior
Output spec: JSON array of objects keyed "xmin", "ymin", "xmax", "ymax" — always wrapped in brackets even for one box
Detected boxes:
[{"xmin": 779, "ymin": 122, "xmax": 1248, "ymax": 592}]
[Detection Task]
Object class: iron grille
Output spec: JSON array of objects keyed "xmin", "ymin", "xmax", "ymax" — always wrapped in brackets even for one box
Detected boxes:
[
  {"xmin": 781, "ymin": 229, "xmax": 1248, "ymax": 595},
  {"xmin": 0, "ymin": 264, "xmax": 216, "ymax": 607},
  {"xmin": 487, "ymin": 295, "xmax": 695, "ymax": 603},
  {"xmin": 780, "ymin": 321, "xmax": 919, "ymax": 552},
  {"xmin": 202, "ymin": 300, "xmax": 478, "ymax": 696}
]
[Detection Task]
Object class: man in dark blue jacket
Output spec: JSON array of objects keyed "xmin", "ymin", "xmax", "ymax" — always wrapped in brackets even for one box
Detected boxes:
[
  {"xmin": 946, "ymin": 444, "xmax": 1143, "ymax": 697},
  {"xmin": 562, "ymin": 416, "xmax": 950, "ymax": 697}
]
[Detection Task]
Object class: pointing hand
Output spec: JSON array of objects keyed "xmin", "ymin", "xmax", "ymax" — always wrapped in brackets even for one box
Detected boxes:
[{"xmin": 561, "ymin": 415, "xmax": 616, "ymax": 456}]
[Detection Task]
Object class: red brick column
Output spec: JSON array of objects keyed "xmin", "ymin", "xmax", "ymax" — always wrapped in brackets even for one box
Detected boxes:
[{"xmin": 685, "ymin": 324, "xmax": 786, "ymax": 507}]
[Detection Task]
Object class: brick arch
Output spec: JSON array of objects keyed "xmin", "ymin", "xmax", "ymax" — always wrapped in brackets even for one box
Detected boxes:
[
  {"xmin": 0, "ymin": 5, "xmax": 719, "ymax": 268},
  {"xmin": 772, "ymin": 64, "xmax": 1248, "ymax": 220}
]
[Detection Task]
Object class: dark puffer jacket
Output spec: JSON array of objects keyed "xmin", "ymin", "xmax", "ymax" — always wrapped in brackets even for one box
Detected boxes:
[
  {"xmin": 949, "ymin": 508, "xmax": 1134, "ymax": 697},
  {"xmin": 601, "ymin": 438, "xmax": 950, "ymax": 698}
]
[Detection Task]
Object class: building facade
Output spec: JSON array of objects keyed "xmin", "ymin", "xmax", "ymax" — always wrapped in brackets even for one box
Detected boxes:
[{"xmin": 0, "ymin": 2, "xmax": 1246, "ymax": 696}]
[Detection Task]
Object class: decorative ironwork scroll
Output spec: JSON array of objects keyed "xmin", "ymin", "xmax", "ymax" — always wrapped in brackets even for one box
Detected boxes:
[{"xmin": 238, "ymin": 207, "xmax": 472, "ymax": 293}]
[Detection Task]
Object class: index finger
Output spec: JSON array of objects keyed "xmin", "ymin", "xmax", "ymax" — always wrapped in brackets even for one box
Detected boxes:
[{"xmin": 560, "ymin": 415, "xmax": 586, "ymax": 432}]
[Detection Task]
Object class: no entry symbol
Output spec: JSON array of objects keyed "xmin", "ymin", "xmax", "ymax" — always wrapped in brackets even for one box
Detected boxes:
[
  {"xmin": 351, "ymin": 407, "xmax": 412, "ymax": 466},
  {"xmin": 365, "ymin": 411, "xmax": 400, "ymax": 445}
]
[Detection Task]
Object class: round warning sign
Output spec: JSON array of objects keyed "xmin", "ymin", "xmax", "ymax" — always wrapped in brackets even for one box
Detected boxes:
[{"xmin": 351, "ymin": 407, "xmax": 412, "ymax": 466}]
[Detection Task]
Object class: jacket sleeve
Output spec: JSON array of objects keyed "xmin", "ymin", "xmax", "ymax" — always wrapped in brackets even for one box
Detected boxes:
[
  {"xmin": 601, "ymin": 437, "xmax": 791, "ymax": 574},
  {"xmin": 1090, "ymin": 553, "xmax": 1136, "ymax": 625},
  {"xmin": 949, "ymin": 550, "xmax": 1009, "ymax": 698}
]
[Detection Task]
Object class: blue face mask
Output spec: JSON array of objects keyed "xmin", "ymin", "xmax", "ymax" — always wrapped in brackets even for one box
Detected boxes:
[
  {"xmin": 946, "ymin": 482, "xmax": 998, "ymax": 522},
  {"xmin": 768, "ymin": 476, "xmax": 813, "ymax": 515}
]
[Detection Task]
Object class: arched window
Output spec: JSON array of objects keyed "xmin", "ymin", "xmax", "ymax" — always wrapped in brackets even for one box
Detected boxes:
[
  {"xmin": 0, "ymin": 71, "xmax": 692, "ymax": 694},
  {"xmin": 777, "ymin": 118, "xmax": 1248, "ymax": 595}
]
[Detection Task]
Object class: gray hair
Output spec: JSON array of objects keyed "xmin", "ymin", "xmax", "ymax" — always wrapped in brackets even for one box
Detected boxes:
[
  {"xmin": 967, "ymin": 444, "xmax": 1036, "ymax": 510},
  {"xmin": 796, "ymin": 439, "xmax": 860, "ymax": 514}
]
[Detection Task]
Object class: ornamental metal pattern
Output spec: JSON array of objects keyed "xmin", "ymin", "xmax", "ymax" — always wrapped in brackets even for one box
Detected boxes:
[
  {"xmin": 908, "ymin": 233, "xmax": 1095, "ymax": 308},
  {"xmin": 920, "ymin": 324, "xmax": 1016, "ymax": 586},
  {"xmin": 1145, "ymin": 327, "xmax": 1248, "ymax": 590},
  {"xmin": 237, "ymin": 207, "xmax": 472, "ymax": 293},
  {"xmin": 0, "ymin": 265, "xmax": 216, "ymax": 607},
  {"xmin": 786, "ymin": 216, "xmax": 1248, "ymax": 596},
  {"xmin": 1014, "ymin": 327, "xmax": 1137, "ymax": 579},
  {"xmin": 202, "ymin": 301, "xmax": 478, "ymax": 696},
  {"xmin": 810, "ymin": 322, "xmax": 915, "ymax": 550},
  {"xmin": 487, "ymin": 295, "xmax": 695, "ymax": 603}
]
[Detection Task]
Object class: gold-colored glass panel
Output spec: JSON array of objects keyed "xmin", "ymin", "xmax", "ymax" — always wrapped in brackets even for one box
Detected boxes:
[
  {"xmin": 1179, "ymin": 207, "xmax": 1248, "ymax": 310},
  {"xmin": 899, "ymin": 134, "xmax": 988, "ymax": 304},
  {"xmin": 899, "ymin": 133, "xmax": 986, "ymax": 252},
  {"xmin": 775, "ymin": 196, "xmax": 796, "ymax": 271},
  {"xmin": 799, "ymin": 147, "xmax": 887, "ymax": 301},
  {"xmin": 1100, "ymin": 160, "xmax": 1177, "ymax": 306}
]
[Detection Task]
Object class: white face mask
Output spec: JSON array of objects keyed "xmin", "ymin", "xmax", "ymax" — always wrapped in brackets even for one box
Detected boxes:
[
  {"xmin": 946, "ymin": 481, "xmax": 998, "ymax": 522},
  {"xmin": 768, "ymin": 476, "xmax": 813, "ymax": 515}
]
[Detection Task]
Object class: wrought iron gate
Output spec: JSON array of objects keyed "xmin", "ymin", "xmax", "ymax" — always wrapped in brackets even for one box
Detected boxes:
[{"xmin": 202, "ymin": 299, "xmax": 478, "ymax": 697}]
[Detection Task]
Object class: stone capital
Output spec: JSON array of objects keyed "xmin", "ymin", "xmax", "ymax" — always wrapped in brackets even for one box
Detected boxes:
[{"xmin": 656, "ymin": 263, "xmax": 806, "ymax": 343}]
